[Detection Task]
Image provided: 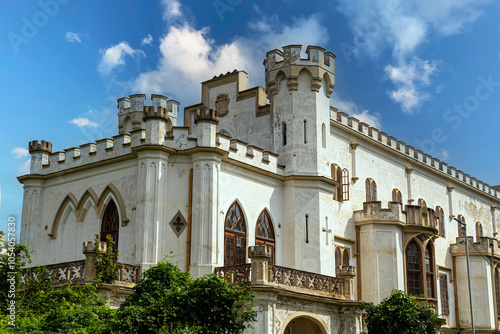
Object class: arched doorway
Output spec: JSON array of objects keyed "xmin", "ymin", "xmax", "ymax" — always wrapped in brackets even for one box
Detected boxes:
[
  {"xmin": 224, "ymin": 201, "xmax": 246, "ymax": 266},
  {"xmin": 283, "ymin": 315, "xmax": 328, "ymax": 334}
]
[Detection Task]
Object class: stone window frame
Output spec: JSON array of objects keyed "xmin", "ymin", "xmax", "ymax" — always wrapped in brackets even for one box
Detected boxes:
[
  {"xmin": 435, "ymin": 206, "xmax": 445, "ymax": 237},
  {"xmin": 439, "ymin": 273, "xmax": 450, "ymax": 315},
  {"xmin": 224, "ymin": 201, "xmax": 247, "ymax": 266},
  {"xmin": 405, "ymin": 236, "xmax": 436, "ymax": 299},
  {"xmin": 392, "ymin": 188, "xmax": 403, "ymax": 204},
  {"xmin": 255, "ymin": 209, "xmax": 276, "ymax": 265},
  {"xmin": 457, "ymin": 214, "xmax": 466, "ymax": 237},
  {"xmin": 365, "ymin": 178, "xmax": 377, "ymax": 202}
]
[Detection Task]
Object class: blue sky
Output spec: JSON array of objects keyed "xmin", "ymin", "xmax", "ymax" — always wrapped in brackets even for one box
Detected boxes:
[{"xmin": 1, "ymin": 0, "xmax": 500, "ymax": 235}]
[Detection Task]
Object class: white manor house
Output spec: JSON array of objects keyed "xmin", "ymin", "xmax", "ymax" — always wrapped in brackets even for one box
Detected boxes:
[{"xmin": 19, "ymin": 45, "xmax": 500, "ymax": 333}]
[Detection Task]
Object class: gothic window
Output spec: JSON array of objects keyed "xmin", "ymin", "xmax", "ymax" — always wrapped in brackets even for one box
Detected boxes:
[
  {"xmin": 342, "ymin": 248, "xmax": 349, "ymax": 266},
  {"xmin": 392, "ymin": 188, "xmax": 403, "ymax": 204},
  {"xmin": 435, "ymin": 206, "xmax": 445, "ymax": 237},
  {"xmin": 282, "ymin": 122, "xmax": 287, "ymax": 146},
  {"xmin": 439, "ymin": 274, "xmax": 450, "ymax": 315},
  {"xmin": 495, "ymin": 267, "xmax": 500, "ymax": 315},
  {"xmin": 418, "ymin": 198, "xmax": 427, "ymax": 208},
  {"xmin": 341, "ymin": 168, "xmax": 350, "ymax": 201},
  {"xmin": 476, "ymin": 222, "xmax": 483, "ymax": 240},
  {"xmin": 365, "ymin": 178, "xmax": 377, "ymax": 202},
  {"xmin": 101, "ymin": 200, "xmax": 119, "ymax": 252},
  {"xmin": 255, "ymin": 210, "xmax": 275, "ymax": 264},
  {"xmin": 457, "ymin": 214, "xmax": 465, "ymax": 237},
  {"xmin": 425, "ymin": 244, "xmax": 435, "ymax": 298},
  {"xmin": 335, "ymin": 247, "xmax": 342, "ymax": 267},
  {"xmin": 303, "ymin": 120, "xmax": 307, "ymax": 144},
  {"xmin": 331, "ymin": 165, "xmax": 342, "ymax": 201},
  {"xmin": 406, "ymin": 240, "xmax": 422, "ymax": 296},
  {"xmin": 224, "ymin": 201, "xmax": 247, "ymax": 266}
]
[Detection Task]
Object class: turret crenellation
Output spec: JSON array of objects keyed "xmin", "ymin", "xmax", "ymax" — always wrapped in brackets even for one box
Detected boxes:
[
  {"xmin": 194, "ymin": 107, "xmax": 219, "ymax": 124},
  {"xmin": 29, "ymin": 140, "xmax": 52, "ymax": 154}
]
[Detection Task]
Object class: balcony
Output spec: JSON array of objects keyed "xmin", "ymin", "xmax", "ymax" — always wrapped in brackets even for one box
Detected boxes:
[{"xmin": 214, "ymin": 245, "xmax": 356, "ymax": 301}]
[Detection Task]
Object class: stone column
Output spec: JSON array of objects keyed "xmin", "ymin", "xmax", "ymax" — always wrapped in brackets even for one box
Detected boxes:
[
  {"xmin": 336, "ymin": 265, "xmax": 356, "ymax": 300},
  {"xmin": 82, "ymin": 240, "xmax": 107, "ymax": 282},
  {"xmin": 248, "ymin": 245, "xmax": 272, "ymax": 285}
]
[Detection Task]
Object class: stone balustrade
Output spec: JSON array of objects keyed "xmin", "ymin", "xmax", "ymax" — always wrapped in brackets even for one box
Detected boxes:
[{"xmin": 214, "ymin": 245, "xmax": 355, "ymax": 300}]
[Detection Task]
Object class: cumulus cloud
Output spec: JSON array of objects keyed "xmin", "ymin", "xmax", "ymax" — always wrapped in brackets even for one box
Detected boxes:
[
  {"xmin": 385, "ymin": 58, "xmax": 437, "ymax": 112},
  {"xmin": 141, "ymin": 34, "xmax": 153, "ymax": 46},
  {"xmin": 331, "ymin": 93, "xmax": 382, "ymax": 129},
  {"xmin": 11, "ymin": 147, "xmax": 29, "ymax": 158},
  {"xmin": 161, "ymin": 0, "xmax": 182, "ymax": 21},
  {"xmin": 65, "ymin": 31, "xmax": 82, "ymax": 43},
  {"xmin": 70, "ymin": 117, "xmax": 99, "ymax": 128},
  {"xmin": 133, "ymin": 1, "xmax": 329, "ymax": 105},
  {"xmin": 337, "ymin": 0, "xmax": 491, "ymax": 112},
  {"xmin": 98, "ymin": 42, "xmax": 145, "ymax": 75}
]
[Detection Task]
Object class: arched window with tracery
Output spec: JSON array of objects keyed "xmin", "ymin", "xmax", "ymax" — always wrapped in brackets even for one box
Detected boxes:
[
  {"xmin": 341, "ymin": 168, "xmax": 349, "ymax": 201},
  {"xmin": 343, "ymin": 248, "xmax": 349, "ymax": 267},
  {"xmin": 476, "ymin": 222, "xmax": 483, "ymax": 240},
  {"xmin": 365, "ymin": 178, "xmax": 377, "ymax": 202},
  {"xmin": 335, "ymin": 247, "xmax": 341, "ymax": 267},
  {"xmin": 224, "ymin": 201, "xmax": 247, "ymax": 266},
  {"xmin": 457, "ymin": 214, "xmax": 465, "ymax": 237},
  {"xmin": 435, "ymin": 206, "xmax": 445, "ymax": 237},
  {"xmin": 331, "ymin": 164, "xmax": 342, "ymax": 201},
  {"xmin": 406, "ymin": 240, "xmax": 422, "ymax": 296},
  {"xmin": 392, "ymin": 189, "xmax": 402, "ymax": 203},
  {"xmin": 101, "ymin": 200, "xmax": 119, "ymax": 253},
  {"xmin": 255, "ymin": 210, "xmax": 275, "ymax": 264},
  {"xmin": 425, "ymin": 244, "xmax": 435, "ymax": 298}
]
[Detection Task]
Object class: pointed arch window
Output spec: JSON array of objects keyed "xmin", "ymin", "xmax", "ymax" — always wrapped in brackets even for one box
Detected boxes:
[
  {"xmin": 495, "ymin": 267, "xmax": 500, "ymax": 315},
  {"xmin": 342, "ymin": 248, "xmax": 349, "ymax": 266},
  {"xmin": 224, "ymin": 202, "xmax": 247, "ymax": 266},
  {"xmin": 476, "ymin": 222, "xmax": 483, "ymax": 240},
  {"xmin": 435, "ymin": 206, "xmax": 445, "ymax": 237},
  {"xmin": 335, "ymin": 247, "xmax": 342, "ymax": 267},
  {"xmin": 341, "ymin": 168, "xmax": 349, "ymax": 201},
  {"xmin": 392, "ymin": 189, "xmax": 402, "ymax": 204},
  {"xmin": 331, "ymin": 164, "xmax": 342, "ymax": 201},
  {"xmin": 365, "ymin": 178, "xmax": 377, "ymax": 202},
  {"xmin": 425, "ymin": 244, "xmax": 435, "ymax": 298},
  {"xmin": 406, "ymin": 240, "xmax": 422, "ymax": 296},
  {"xmin": 101, "ymin": 200, "xmax": 119, "ymax": 253},
  {"xmin": 457, "ymin": 214, "xmax": 465, "ymax": 237},
  {"xmin": 255, "ymin": 210, "xmax": 275, "ymax": 264}
]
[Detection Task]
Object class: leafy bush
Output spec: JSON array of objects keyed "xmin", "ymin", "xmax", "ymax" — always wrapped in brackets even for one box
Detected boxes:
[
  {"xmin": 94, "ymin": 234, "xmax": 124, "ymax": 284},
  {"xmin": 360, "ymin": 289, "xmax": 439, "ymax": 334},
  {"xmin": 116, "ymin": 260, "xmax": 256, "ymax": 334}
]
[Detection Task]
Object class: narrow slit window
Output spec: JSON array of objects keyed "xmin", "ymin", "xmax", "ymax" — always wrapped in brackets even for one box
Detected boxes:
[
  {"xmin": 282, "ymin": 122, "xmax": 287, "ymax": 146},
  {"xmin": 303, "ymin": 120, "xmax": 307, "ymax": 144}
]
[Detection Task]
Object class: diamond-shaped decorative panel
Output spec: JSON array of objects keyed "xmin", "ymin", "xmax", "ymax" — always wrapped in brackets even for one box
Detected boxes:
[{"xmin": 169, "ymin": 210, "xmax": 187, "ymax": 238}]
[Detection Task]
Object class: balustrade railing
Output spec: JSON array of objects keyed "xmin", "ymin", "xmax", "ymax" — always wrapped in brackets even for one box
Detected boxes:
[{"xmin": 214, "ymin": 263, "xmax": 251, "ymax": 284}]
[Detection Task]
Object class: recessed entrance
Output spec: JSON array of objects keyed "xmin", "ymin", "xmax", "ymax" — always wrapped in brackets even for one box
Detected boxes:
[{"xmin": 283, "ymin": 315, "xmax": 326, "ymax": 334}]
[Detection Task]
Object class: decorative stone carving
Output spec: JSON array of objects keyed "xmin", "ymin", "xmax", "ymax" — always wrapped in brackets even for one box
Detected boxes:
[
  {"xmin": 215, "ymin": 93, "xmax": 229, "ymax": 117},
  {"xmin": 169, "ymin": 210, "xmax": 187, "ymax": 237}
]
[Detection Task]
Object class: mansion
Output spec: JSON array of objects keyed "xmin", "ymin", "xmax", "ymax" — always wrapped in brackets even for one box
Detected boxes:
[{"xmin": 19, "ymin": 45, "xmax": 500, "ymax": 333}]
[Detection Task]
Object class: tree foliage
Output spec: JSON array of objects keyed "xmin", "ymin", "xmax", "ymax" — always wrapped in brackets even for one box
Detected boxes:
[
  {"xmin": 94, "ymin": 234, "xmax": 124, "ymax": 284},
  {"xmin": 360, "ymin": 289, "xmax": 439, "ymax": 334},
  {"xmin": 116, "ymin": 260, "xmax": 257, "ymax": 334}
]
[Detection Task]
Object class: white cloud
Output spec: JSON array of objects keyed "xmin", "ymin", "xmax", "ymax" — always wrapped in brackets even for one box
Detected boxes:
[
  {"xmin": 11, "ymin": 147, "xmax": 29, "ymax": 158},
  {"xmin": 70, "ymin": 117, "xmax": 99, "ymax": 128},
  {"xmin": 65, "ymin": 31, "xmax": 82, "ymax": 43},
  {"xmin": 331, "ymin": 93, "xmax": 382, "ymax": 129},
  {"xmin": 385, "ymin": 58, "xmax": 438, "ymax": 112},
  {"xmin": 141, "ymin": 34, "xmax": 153, "ymax": 46},
  {"xmin": 133, "ymin": 3, "xmax": 329, "ymax": 105},
  {"xmin": 19, "ymin": 160, "xmax": 30, "ymax": 175},
  {"xmin": 161, "ymin": 0, "xmax": 182, "ymax": 21},
  {"xmin": 98, "ymin": 42, "xmax": 145, "ymax": 75}
]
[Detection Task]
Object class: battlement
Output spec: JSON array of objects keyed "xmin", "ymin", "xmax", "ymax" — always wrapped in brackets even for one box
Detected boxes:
[
  {"xmin": 143, "ymin": 106, "xmax": 169, "ymax": 120},
  {"xmin": 117, "ymin": 94, "xmax": 179, "ymax": 116},
  {"xmin": 331, "ymin": 108, "xmax": 500, "ymax": 201},
  {"xmin": 29, "ymin": 140, "xmax": 52, "ymax": 154},
  {"xmin": 264, "ymin": 45, "xmax": 335, "ymax": 98},
  {"xmin": 194, "ymin": 107, "xmax": 219, "ymax": 124},
  {"xmin": 264, "ymin": 45, "xmax": 335, "ymax": 73}
]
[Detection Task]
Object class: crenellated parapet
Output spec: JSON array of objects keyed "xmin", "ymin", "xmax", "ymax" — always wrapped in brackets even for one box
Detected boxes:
[
  {"xmin": 331, "ymin": 108, "xmax": 500, "ymax": 202},
  {"xmin": 264, "ymin": 45, "xmax": 335, "ymax": 98},
  {"xmin": 118, "ymin": 94, "xmax": 179, "ymax": 134},
  {"xmin": 194, "ymin": 106, "xmax": 219, "ymax": 124},
  {"xmin": 451, "ymin": 236, "xmax": 500, "ymax": 259},
  {"xmin": 29, "ymin": 140, "xmax": 52, "ymax": 154}
]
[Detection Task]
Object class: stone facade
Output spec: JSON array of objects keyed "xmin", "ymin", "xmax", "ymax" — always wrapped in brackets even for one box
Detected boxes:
[{"xmin": 19, "ymin": 45, "xmax": 500, "ymax": 333}]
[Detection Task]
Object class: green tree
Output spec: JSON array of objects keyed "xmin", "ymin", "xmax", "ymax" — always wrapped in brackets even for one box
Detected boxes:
[
  {"xmin": 116, "ymin": 260, "xmax": 257, "ymax": 334},
  {"xmin": 360, "ymin": 289, "xmax": 439, "ymax": 334},
  {"xmin": 94, "ymin": 234, "xmax": 124, "ymax": 284}
]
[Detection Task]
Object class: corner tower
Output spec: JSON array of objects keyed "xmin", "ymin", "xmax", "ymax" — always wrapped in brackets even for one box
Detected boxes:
[{"xmin": 264, "ymin": 45, "xmax": 335, "ymax": 176}]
